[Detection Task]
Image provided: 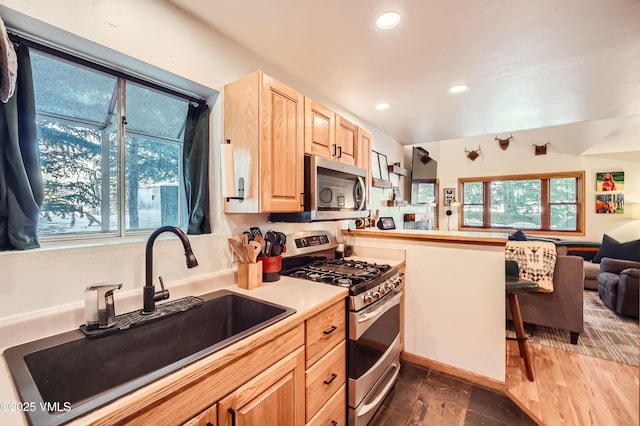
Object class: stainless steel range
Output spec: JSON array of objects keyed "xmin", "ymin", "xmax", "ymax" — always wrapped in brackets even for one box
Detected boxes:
[{"xmin": 282, "ymin": 230, "xmax": 402, "ymax": 426}]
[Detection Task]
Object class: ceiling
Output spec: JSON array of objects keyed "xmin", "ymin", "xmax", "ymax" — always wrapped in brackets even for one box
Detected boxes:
[{"xmin": 168, "ymin": 0, "xmax": 640, "ymax": 147}]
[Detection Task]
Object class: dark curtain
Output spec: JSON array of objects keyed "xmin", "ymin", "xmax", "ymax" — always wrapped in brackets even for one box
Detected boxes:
[
  {"xmin": 182, "ymin": 103, "xmax": 211, "ymax": 235},
  {"xmin": 0, "ymin": 44, "xmax": 43, "ymax": 250}
]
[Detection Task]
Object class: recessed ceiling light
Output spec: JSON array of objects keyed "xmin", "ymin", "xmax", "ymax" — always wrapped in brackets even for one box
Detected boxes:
[
  {"xmin": 449, "ymin": 84, "xmax": 470, "ymax": 94},
  {"xmin": 375, "ymin": 103, "xmax": 390, "ymax": 110},
  {"xmin": 376, "ymin": 12, "xmax": 401, "ymax": 30}
]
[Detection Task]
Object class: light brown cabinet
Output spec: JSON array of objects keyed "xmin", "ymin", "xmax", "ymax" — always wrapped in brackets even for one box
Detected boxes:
[
  {"xmin": 356, "ymin": 127, "xmax": 372, "ymax": 201},
  {"xmin": 218, "ymin": 347, "xmax": 305, "ymax": 426},
  {"xmin": 335, "ymin": 114, "xmax": 357, "ymax": 166},
  {"xmin": 304, "ymin": 98, "xmax": 335, "ymax": 159},
  {"xmin": 224, "ymin": 70, "xmax": 305, "ymax": 213},
  {"xmin": 305, "ymin": 301, "xmax": 346, "ymax": 425},
  {"xmin": 183, "ymin": 404, "xmax": 217, "ymax": 426},
  {"xmin": 304, "ymin": 98, "xmax": 366, "ymax": 169}
]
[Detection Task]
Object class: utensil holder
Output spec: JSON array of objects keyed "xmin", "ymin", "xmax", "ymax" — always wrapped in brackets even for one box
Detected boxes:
[
  {"xmin": 237, "ymin": 262, "xmax": 262, "ymax": 290},
  {"xmin": 258, "ymin": 255, "xmax": 282, "ymax": 282}
]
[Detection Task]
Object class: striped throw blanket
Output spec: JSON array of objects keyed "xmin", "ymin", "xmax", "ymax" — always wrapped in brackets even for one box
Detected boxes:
[{"xmin": 505, "ymin": 241, "xmax": 557, "ymax": 292}]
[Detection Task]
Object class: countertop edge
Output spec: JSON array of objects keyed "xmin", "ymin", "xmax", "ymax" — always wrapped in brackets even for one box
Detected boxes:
[{"xmin": 346, "ymin": 229, "xmax": 508, "ymax": 246}]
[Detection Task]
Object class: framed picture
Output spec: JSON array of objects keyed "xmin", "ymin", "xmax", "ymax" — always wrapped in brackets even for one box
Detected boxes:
[
  {"xmin": 379, "ymin": 153, "xmax": 390, "ymax": 181},
  {"xmin": 596, "ymin": 193, "xmax": 624, "ymax": 214},
  {"xmin": 371, "ymin": 151, "xmax": 381, "ymax": 180},
  {"xmin": 444, "ymin": 187, "xmax": 456, "ymax": 204},
  {"xmin": 596, "ymin": 171, "xmax": 624, "ymax": 192}
]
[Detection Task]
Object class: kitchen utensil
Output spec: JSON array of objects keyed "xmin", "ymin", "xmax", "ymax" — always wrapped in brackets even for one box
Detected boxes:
[
  {"xmin": 270, "ymin": 231, "xmax": 287, "ymax": 256},
  {"xmin": 227, "ymin": 238, "xmax": 248, "ymax": 263},
  {"xmin": 264, "ymin": 230, "xmax": 276, "ymax": 256},
  {"xmin": 247, "ymin": 241, "xmax": 262, "ymax": 263},
  {"xmin": 249, "ymin": 227, "xmax": 262, "ymax": 240},
  {"xmin": 254, "ymin": 234, "xmax": 265, "ymax": 256}
]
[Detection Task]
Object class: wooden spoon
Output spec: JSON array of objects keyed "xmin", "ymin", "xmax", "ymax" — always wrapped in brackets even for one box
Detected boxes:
[
  {"xmin": 254, "ymin": 234, "xmax": 265, "ymax": 256},
  {"xmin": 247, "ymin": 241, "xmax": 262, "ymax": 263},
  {"xmin": 228, "ymin": 238, "xmax": 248, "ymax": 263}
]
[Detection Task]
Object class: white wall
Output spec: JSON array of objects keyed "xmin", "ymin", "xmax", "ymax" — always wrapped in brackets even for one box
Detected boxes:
[
  {"xmin": 0, "ymin": 1, "xmax": 405, "ymax": 320},
  {"xmin": 354, "ymin": 236, "xmax": 506, "ymax": 382},
  {"xmin": 415, "ymin": 118, "xmax": 640, "ymax": 242}
]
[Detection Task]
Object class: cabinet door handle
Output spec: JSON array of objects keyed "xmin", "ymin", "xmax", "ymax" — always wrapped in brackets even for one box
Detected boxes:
[
  {"xmin": 228, "ymin": 408, "xmax": 236, "ymax": 426},
  {"xmin": 300, "ymin": 192, "xmax": 305, "ymax": 207},
  {"xmin": 324, "ymin": 373, "xmax": 338, "ymax": 385},
  {"xmin": 332, "ymin": 144, "xmax": 337, "ymax": 156},
  {"xmin": 331, "ymin": 421, "xmax": 338, "ymax": 426},
  {"xmin": 323, "ymin": 325, "xmax": 337, "ymax": 335},
  {"xmin": 337, "ymin": 146, "xmax": 342, "ymax": 158},
  {"xmin": 206, "ymin": 423, "xmax": 214, "ymax": 426}
]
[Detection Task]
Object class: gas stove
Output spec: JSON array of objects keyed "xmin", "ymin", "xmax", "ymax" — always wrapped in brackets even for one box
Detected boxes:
[{"xmin": 281, "ymin": 230, "xmax": 401, "ymax": 311}]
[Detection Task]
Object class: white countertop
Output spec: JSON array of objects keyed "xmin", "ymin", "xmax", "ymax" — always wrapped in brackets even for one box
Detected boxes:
[{"xmin": 0, "ymin": 247, "xmax": 405, "ymax": 425}]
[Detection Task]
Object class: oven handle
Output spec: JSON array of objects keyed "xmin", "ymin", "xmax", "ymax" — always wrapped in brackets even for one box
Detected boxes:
[
  {"xmin": 358, "ymin": 290, "xmax": 402, "ymax": 325},
  {"xmin": 358, "ymin": 360, "xmax": 400, "ymax": 417}
]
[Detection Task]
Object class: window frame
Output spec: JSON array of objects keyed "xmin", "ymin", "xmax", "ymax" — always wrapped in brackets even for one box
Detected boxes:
[
  {"xmin": 20, "ymin": 37, "xmax": 205, "ymax": 242},
  {"xmin": 458, "ymin": 171, "xmax": 585, "ymax": 236}
]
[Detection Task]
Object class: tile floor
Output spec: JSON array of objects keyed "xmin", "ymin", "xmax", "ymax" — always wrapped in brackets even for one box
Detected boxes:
[{"xmin": 369, "ymin": 362, "xmax": 537, "ymax": 426}]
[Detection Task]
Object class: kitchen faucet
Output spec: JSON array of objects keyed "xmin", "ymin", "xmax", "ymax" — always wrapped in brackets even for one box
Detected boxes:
[{"xmin": 143, "ymin": 226, "xmax": 199, "ymax": 314}]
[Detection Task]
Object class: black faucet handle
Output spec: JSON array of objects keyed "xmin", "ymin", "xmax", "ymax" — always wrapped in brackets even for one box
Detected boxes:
[{"xmin": 153, "ymin": 276, "xmax": 170, "ymax": 302}]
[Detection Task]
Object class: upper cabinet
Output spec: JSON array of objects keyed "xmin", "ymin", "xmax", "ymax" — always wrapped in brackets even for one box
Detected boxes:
[
  {"xmin": 224, "ymin": 71, "xmax": 305, "ymax": 213},
  {"xmin": 304, "ymin": 100, "xmax": 360, "ymax": 167},
  {"xmin": 356, "ymin": 127, "xmax": 372, "ymax": 199},
  {"xmin": 304, "ymin": 98, "xmax": 335, "ymax": 159},
  {"xmin": 335, "ymin": 115, "xmax": 357, "ymax": 166}
]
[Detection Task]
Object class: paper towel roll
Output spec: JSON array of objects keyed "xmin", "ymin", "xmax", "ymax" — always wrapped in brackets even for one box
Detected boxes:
[{"xmin": 221, "ymin": 143, "xmax": 236, "ymax": 198}]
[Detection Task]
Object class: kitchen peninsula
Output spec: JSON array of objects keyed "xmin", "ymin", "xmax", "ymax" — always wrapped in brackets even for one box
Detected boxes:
[{"xmin": 349, "ymin": 228, "xmax": 509, "ymax": 388}]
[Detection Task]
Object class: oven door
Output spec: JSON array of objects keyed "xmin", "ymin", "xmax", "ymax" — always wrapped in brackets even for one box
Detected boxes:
[{"xmin": 348, "ymin": 290, "xmax": 402, "ymax": 414}]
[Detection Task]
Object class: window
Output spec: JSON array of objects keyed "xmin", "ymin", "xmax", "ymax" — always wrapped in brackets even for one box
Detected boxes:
[
  {"xmin": 30, "ymin": 48, "xmax": 194, "ymax": 239},
  {"xmin": 460, "ymin": 171, "xmax": 585, "ymax": 234}
]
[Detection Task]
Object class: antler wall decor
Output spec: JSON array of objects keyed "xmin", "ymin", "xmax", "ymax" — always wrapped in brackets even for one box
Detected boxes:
[
  {"xmin": 495, "ymin": 134, "xmax": 514, "ymax": 150},
  {"xmin": 465, "ymin": 146, "xmax": 481, "ymax": 161},
  {"xmin": 533, "ymin": 142, "xmax": 551, "ymax": 155}
]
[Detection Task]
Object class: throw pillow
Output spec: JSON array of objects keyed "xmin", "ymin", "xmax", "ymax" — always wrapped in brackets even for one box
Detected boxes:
[
  {"xmin": 592, "ymin": 234, "xmax": 640, "ymax": 263},
  {"xmin": 508, "ymin": 230, "xmax": 527, "ymax": 241}
]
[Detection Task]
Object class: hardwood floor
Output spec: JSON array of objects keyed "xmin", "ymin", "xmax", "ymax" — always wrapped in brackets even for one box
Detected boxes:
[{"xmin": 506, "ymin": 340, "xmax": 639, "ymax": 426}]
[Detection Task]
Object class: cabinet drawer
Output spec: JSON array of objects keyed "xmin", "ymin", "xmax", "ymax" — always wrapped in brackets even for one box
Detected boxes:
[
  {"xmin": 306, "ymin": 384, "xmax": 346, "ymax": 426},
  {"xmin": 182, "ymin": 404, "xmax": 217, "ymax": 426},
  {"xmin": 306, "ymin": 300, "xmax": 345, "ymax": 368},
  {"xmin": 305, "ymin": 341, "xmax": 346, "ymax": 422}
]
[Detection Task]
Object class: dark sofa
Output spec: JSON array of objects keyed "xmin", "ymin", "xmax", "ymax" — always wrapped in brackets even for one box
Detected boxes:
[
  {"xmin": 597, "ymin": 258, "xmax": 640, "ymax": 319},
  {"xmin": 507, "ymin": 254, "xmax": 585, "ymax": 344}
]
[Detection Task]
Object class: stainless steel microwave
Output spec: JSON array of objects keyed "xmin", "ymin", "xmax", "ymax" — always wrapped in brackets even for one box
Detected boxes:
[{"xmin": 269, "ymin": 155, "xmax": 368, "ymax": 222}]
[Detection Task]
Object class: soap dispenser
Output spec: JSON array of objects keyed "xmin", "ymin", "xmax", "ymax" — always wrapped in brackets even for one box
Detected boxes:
[{"xmin": 84, "ymin": 282, "xmax": 122, "ymax": 330}]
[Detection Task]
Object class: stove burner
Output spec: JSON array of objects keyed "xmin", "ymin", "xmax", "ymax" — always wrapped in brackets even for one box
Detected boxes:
[
  {"xmin": 307, "ymin": 272, "xmax": 323, "ymax": 281},
  {"xmin": 283, "ymin": 257, "xmax": 396, "ymax": 296},
  {"xmin": 321, "ymin": 275, "xmax": 336, "ymax": 284},
  {"xmin": 334, "ymin": 277, "xmax": 352, "ymax": 287}
]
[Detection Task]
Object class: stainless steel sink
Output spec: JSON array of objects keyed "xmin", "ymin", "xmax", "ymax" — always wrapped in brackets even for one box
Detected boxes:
[{"xmin": 3, "ymin": 289, "xmax": 295, "ymax": 426}]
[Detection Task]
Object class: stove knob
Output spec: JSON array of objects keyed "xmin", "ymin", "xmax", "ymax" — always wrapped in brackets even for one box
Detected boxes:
[
  {"xmin": 386, "ymin": 282, "xmax": 395, "ymax": 291},
  {"xmin": 363, "ymin": 293, "xmax": 373, "ymax": 304},
  {"xmin": 372, "ymin": 291, "xmax": 381, "ymax": 300}
]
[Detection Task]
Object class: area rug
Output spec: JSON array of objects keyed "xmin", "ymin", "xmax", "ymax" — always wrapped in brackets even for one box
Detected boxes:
[{"xmin": 510, "ymin": 290, "xmax": 639, "ymax": 366}]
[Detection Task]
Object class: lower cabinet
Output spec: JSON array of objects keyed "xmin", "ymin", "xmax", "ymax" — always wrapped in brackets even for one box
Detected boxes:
[
  {"xmin": 306, "ymin": 385, "xmax": 346, "ymax": 426},
  {"xmin": 183, "ymin": 404, "xmax": 217, "ymax": 426},
  {"xmin": 217, "ymin": 347, "xmax": 305, "ymax": 426},
  {"xmin": 104, "ymin": 300, "xmax": 348, "ymax": 426},
  {"xmin": 304, "ymin": 301, "xmax": 347, "ymax": 425}
]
